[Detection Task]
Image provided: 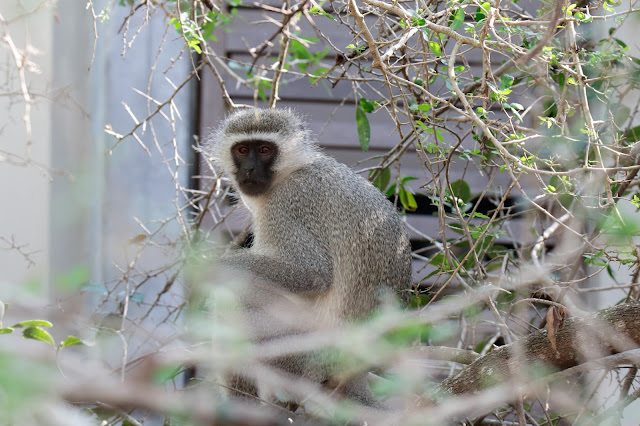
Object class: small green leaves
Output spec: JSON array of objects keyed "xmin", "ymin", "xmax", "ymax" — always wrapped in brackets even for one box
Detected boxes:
[
  {"xmin": 414, "ymin": 121, "xmax": 444, "ymax": 143},
  {"xmin": 398, "ymin": 176, "xmax": 418, "ymax": 212},
  {"xmin": 548, "ymin": 175, "xmax": 574, "ymax": 195},
  {"xmin": 471, "ymin": 212, "xmax": 490, "ymax": 219},
  {"xmin": 623, "ymin": 125, "xmax": 640, "ymax": 142},
  {"xmin": 487, "ymin": 82, "xmax": 511, "ymax": 102},
  {"xmin": 346, "ymin": 43, "xmax": 366, "ymax": 54},
  {"xmin": 11, "ymin": 320, "xmax": 53, "ymax": 328},
  {"xmin": 410, "ymin": 103, "xmax": 433, "ymax": 113},
  {"xmin": 356, "ymin": 98, "xmax": 376, "ymax": 152},
  {"xmin": 428, "ymin": 41, "xmax": 442, "ymax": 57},
  {"xmin": 450, "ymin": 7, "xmax": 465, "ymax": 31},
  {"xmin": 4, "ymin": 313, "xmax": 85, "ymax": 348},
  {"xmin": 11, "ymin": 320, "xmax": 54, "ymax": 346},
  {"xmin": 475, "ymin": 2, "xmax": 491, "ymax": 21},
  {"xmin": 23, "ymin": 326, "xmax": 55, "ymax": 347},
  {"xmin": 288, "ymin": 37, "xmax": 328, "ymax": 77},
  {"xmin": 168, "ymin": 8, "xmax": 235, "ymax": 54},
  {"xmin": 309, "ymin": 6, "xmax": 335, "ymax": 20},
  {"xmin": 356, "ymin": 107, "xmax": 370, "ymax": 151},
  {"xmin": 500, "ymin": 74, "xmax": 514, "ymax": 90},
  {"xmin": 503, "ymin": 102, "xmax": 524, "ymax": 122},
  {"xmin": 359, "ymin": 98, "xmax": 376, "ymax": 113},
  {"xmin": 385, "ymin": 176, "xmax": 418, "ymax": 212},
  {"xmin": 584, "ymin": 249, "xmax": 607, "ymax": 267},
  {"xmin": 371, "ymin": 167, "xmax": 391, "ymax": 192},
  {"xmin": 399, "ymin": 187, "xmax": 418, "ymax": 212},
  {"xmin": 60, "ymin": 336, "xmax": 85, "ymax": 349}
]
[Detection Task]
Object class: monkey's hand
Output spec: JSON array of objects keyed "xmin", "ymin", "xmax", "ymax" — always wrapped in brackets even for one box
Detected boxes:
[{"xmin": 219, "ymin": 252, "xmax": 332, "ymax": 295}]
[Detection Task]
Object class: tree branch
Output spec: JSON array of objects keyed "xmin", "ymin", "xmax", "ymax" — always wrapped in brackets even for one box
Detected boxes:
[{"xmin": 439, "ymin": 302, "xmax": 640, "ymax": 396}]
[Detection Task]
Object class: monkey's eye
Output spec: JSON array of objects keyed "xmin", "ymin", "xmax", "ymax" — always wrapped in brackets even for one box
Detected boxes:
[
  {"xmin": 236, "ymin": 145, "xmax": 249, "ymax": 155},
  {"xmin": 258, "ymin": 145, "xmax": 272, "ymax": 155}
]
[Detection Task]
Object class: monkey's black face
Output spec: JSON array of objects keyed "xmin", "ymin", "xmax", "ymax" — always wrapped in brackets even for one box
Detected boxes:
[{"xmin": 231, "ymin": 140, "xmax": 279, "ymax": 196}]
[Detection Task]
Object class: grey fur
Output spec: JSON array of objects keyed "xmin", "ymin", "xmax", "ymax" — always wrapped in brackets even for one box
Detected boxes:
[{"xmin": 208, "ymin": 108, "xmax": 412, "ymax": 408}]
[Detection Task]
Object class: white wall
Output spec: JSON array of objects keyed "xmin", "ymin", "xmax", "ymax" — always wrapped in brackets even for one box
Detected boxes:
[{"xmin": 0, "ymin": 0, "xmax": 53, "ymax": 293}]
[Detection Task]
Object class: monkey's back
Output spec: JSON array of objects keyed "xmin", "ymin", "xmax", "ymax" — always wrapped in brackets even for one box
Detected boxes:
[{"xmin": 254, "ymin": 155, "xmax": 412, "ymax": 321}]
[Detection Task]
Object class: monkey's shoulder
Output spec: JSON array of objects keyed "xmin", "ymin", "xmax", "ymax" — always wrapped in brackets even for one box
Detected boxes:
[{"xmin": 284, "ymin": 156, "xmax": 391, "ymax": 205}]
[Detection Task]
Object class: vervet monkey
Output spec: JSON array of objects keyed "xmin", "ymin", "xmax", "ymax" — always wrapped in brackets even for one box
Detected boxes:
[{"xmin": 209, "ymin": 108, "xmax": 412, "ymax": 408}]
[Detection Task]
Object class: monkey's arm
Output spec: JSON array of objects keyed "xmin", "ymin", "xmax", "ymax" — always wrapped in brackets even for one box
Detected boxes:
[{"xmin": 220, "ymin": 252, "xmax": 332, "ymax": 294}]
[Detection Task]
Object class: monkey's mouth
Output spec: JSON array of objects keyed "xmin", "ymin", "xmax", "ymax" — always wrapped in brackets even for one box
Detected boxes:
[{"xmin": 238, "ymin": 178, "xmax": 270, "ymax": 196}]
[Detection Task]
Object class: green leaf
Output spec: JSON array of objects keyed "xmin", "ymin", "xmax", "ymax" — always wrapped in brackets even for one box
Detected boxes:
[
  {"xmin": 60, "ymin": 336, "xmax": 85, "ymax": 348},
  {"xmin": 399, "ymin": 187, "xmax": 417, "ymax": 211},
  {"xmin": 614, "ymin": 38, "xmax": 630, "ymax": 51},
  {"xmin": 372, "ymin": 168, "xmax": 391, "ymax": 191},
  {"xmin": 412, "ymin": 103, "xmax": 432, "ymax": 113},
  {"xmin": 404, "ymin": 191, "xmax": 418, "ymax": 211},
  {"xmin": 624, "ymin": 125, "xmax": 640, "ymax": 142},
  {"xmin": 401, "ymin": 176, "xmax": 419, "ymax": 184},
  {"xmin": 168, "ymin": 17, "xmax": 181, "ymax": 30},
  {"xmin": 428, "ymin": 41, "xmax": 442, "ymax": 57},
  {"xmin": 309, "ymin": 6, "xmax": 335, "ymax": 20},
  {"xmin": 356, "ymin": 107, "xmax": 371, "ymax": 151},
  {"xmin": 450, "ymin": 179, "xmax": 471, "ymax": 204},
  {"xmin": 606, "ymin": 264, "xmax": 616, "ymax": 281},
  {"xmin": 450, "ymin": 7, "xmax": 465, "ymax": 31},
  {"xmin": 472, "ymin": 212, "xmax": 490, "ymax": 219},
  {"xmin": 359, "ymin": 98, "xmax": 376, "ymax": 113},
  {"xmin": 188, "ymin": 39, "xmax": 202, "ymax": 54},
  {"xmin": 11, "ymin": 320, "xmax": 53, "ymax": 328},
  {"xmin": 0, "ymin": 328, "xmax": 14, "ymax": 334},
  {"xmin": 500, "ymin": 74, "xmax": 514, "ymax": 90},
  {"xmin": 23, "ymin": 327, "xmax": 55, "ymax": 347},
  {"xmin": 429, "ymin": 253, "xmax": 451, "ymax": 269},
  {"xmin": 385, "ymin": 183, "xmax": 397, "ymax": 198},
  {"xmin": 475, "ymin": 3, "xmax": 490, "ymax": 21}
]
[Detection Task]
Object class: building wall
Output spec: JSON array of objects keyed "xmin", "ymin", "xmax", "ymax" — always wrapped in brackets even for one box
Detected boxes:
[{"xmin": 0, "ymin": 1, "xmax": 53, "ymax": 293}]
